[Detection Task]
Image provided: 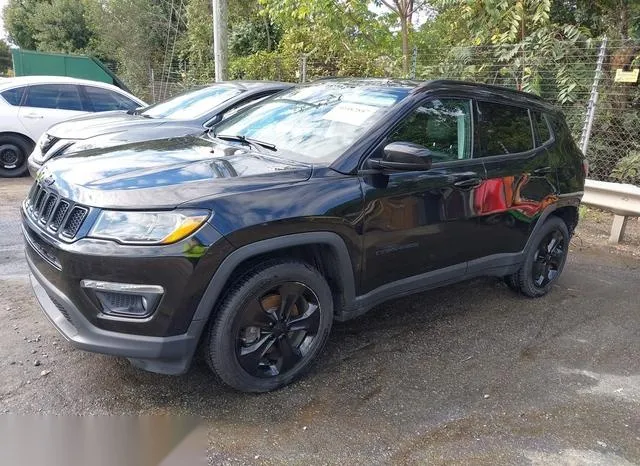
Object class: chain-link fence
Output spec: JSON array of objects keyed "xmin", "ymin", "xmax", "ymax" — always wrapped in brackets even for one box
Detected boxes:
[{"xmin": 151, "ymin": 39, "xmax": 640, "ymax": 184}]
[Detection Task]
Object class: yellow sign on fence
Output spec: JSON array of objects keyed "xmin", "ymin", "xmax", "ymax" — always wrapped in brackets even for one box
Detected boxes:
[{"xmin": 614, "ymin": 68, "xmax": 639, "ymax": 83}]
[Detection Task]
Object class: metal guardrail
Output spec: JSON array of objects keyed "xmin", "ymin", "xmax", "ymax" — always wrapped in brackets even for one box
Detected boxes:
[{"xmin": 582, "ymin": 179, "xmax": 640, "ymax": 243}]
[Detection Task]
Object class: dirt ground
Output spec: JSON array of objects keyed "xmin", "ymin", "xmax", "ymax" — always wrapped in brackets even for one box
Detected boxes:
[{"xmin": 1, "ymin": 177, "xmax": 639, "ymax": 465}]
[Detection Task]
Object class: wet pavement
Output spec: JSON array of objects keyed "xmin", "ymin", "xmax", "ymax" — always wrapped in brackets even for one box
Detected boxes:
[{"xmin": 1, "ymin": 177, "xmax": 639, "ymax": 464}]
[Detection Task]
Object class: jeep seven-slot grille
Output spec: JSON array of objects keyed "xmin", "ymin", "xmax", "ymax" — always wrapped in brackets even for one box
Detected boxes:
[{"xmin": 26, "ymin": 181, "xmax": 89, "ymax": 240}]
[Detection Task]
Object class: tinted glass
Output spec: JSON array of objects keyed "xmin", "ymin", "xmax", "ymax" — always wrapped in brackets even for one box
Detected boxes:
[
  {"xmin": 476, "ymin": 102, "xmax": 533, "ymax": 156},
  {"xmin": 533, "ymin": 112, "xmax": 552, "ymax": 146},
  {"xmin": 388, "ymin": 98, "xmax": 472, "ymax": 162},
  {"xmin": 143, "ymin": 85, "xmax": 242, "ymax": 120},
  {"xmin": 84, "ymin": 86, "xmax": 139, "ymax": 112},
  {"xmin": 1, "ymin": 87, "xmax": 26, "ymax": 106},
  {"xmin": 214, "ymin": 82, "xmax": 408, "ymax": 163},
  {"xmin": 24, "ymin": 84, "xmax": 83, "ymax": 111}
]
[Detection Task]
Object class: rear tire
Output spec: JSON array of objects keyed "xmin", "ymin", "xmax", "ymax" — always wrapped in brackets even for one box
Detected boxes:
[
  {"xmin": 203, "ymin": 260, "xmax": 333, "ymax": 392},
  {"xmin": 506, "ymin": 216, "xmax": 570, "ymax": 298},
  {"xmin": 0, "ymin": 135, "xmax": 32, "ymax": 178}
]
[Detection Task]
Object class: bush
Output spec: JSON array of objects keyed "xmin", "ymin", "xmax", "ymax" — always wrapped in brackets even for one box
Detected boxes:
[
  {"xmin": 229, "ymin": 51, "xmax": 298, "ymax": 82},
  {"xmin": 610, "ymin": 151, "xmax": 640, "ymax": 185}
]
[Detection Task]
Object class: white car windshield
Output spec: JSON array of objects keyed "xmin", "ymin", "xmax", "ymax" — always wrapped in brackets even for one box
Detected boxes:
[
  {"xmin": 142, "ymin": 85, "xmax": 242, "ymax": 120},
  {"xmin": 213, "ymin": 82, "xmax": 409, "ymax": 163}
]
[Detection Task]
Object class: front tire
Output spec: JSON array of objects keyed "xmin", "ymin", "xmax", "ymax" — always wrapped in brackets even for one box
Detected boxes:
[
  {"xmin": 204, "ymin": 260, "xmax": 333, "ymax": 392},
  {"xmin": 0, "ymin": 135, "xmax": 32, "ymax": 178},
  {"xmin": 506, "ymin": 216, "xmax": 570, "ymax": 298}
]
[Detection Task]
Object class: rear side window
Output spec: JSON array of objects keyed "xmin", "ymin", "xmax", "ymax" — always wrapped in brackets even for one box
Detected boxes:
[
  {"xmin": 1, "ymin": 87, "xmax": 26, "ymax": 106},
  {"xmin": 476, "ymin": 102, "xmax": 534, "ymax": 156},
  {"xmin": 24, "ymin": 84, "xmax": 84, "ymax": 111},
  {"xmin": 532, "ymin": 112, "xmax": 552, "ymax": 146},
  {"xmin": 83, "ymin": 86, "xmax": 139, "ymax": 112},
  {"xmin": 388, "ymin": 98, "xmax": 473, "ymax": 162}
]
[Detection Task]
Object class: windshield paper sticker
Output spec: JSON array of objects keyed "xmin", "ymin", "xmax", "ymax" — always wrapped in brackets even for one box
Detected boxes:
[{"xmin": 322, "ymin": 102, "xmax": 380, "ymax": 126}]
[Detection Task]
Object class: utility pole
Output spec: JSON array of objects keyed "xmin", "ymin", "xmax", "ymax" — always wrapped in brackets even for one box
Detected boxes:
[{"xmin": 212, "ymin": 0, "xmax": 228, "ymax": 82}]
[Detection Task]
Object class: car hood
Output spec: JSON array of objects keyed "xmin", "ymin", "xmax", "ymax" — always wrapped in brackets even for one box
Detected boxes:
[
  {"xmin": 43, "ymin": 136, "xmax": 313, "ymax": 209},
  {"xmin": 47, "ymin": 111, "xmax": 170, "ymax": 140}
]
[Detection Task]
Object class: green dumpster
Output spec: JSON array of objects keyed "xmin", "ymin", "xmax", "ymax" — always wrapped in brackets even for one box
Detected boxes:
[{"xmin": 11, "ymin": 49, "xmax": 132, "ymax": 93}]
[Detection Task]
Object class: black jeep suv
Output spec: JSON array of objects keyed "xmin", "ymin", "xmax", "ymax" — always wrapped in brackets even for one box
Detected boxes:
[{"xmin": 22, "ymin": 79, "xmax": 586, "ymax": 392}]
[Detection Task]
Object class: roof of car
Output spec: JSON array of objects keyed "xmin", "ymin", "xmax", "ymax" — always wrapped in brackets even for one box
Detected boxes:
[
  {"xmin": 305, "ymin": 77, "xmax": 556, "ymax": 111},
  {"xmin": 0, "ymin": 75, "xmax": 124, "ymax": 88}
]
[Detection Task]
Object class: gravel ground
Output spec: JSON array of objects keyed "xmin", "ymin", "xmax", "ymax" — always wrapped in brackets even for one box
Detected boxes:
[{"xmin": 1, "ymin": 177, "xmax": 639, "ymax": 465}]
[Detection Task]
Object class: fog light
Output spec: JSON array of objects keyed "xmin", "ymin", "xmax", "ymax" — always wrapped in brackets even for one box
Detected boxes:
[{"xmin": 81, "ymin": 280, "xmax": 163, "ymax": 318}]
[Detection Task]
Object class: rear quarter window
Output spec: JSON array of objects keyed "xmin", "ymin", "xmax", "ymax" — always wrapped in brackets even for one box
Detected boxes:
[
  {"xmin": 1, "ymin": 87, "xmax": 26, "ymax": 106},
  {"xmin": 475, "ymin": 101, "xmax": 534, "ymax": 156},
  {"xmin": 82, "ymin": 86, "xmax": 139, "ymax": 112},
  {"xmin": 533, "ymin": 112, "xmax": 552, "ymax": 146}
]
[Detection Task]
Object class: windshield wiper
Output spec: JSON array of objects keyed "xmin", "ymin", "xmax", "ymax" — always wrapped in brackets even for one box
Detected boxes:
[{"xmin": 215, "ymin": 133, "xmax": 277, "ymax": 152}]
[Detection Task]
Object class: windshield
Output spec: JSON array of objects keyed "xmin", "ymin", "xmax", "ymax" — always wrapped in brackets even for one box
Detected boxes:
[
  {"xmin": 142, "ymin": 85, "xmax": 242, "ymax": 120},
  {"xmin": 213, "ymin": 82, "xmax": 409, "ymax": 163}
]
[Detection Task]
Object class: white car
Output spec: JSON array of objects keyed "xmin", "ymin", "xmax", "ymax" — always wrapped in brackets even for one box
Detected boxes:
[{"xmin": 0, "ymin": 76, "xmax": 145, "ymax": 177}]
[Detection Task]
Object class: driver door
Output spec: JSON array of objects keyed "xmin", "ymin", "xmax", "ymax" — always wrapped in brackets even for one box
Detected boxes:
[{"xmin": 359, "ymin": 97, "xmax": 487, "ymax": 294}]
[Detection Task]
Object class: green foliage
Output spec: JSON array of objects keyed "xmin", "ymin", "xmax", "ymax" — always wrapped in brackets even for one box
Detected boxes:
[
  {"xmin": 610, "ymin": 151, "xmax": 640, "ymax": 185},
  {"xmin": 3, "ymin": 0, "xmax": 41, "ymax": 50},
  {"xmin": 0, "ymin": 40, "xmax": 12, "ymax": 74},
  {"xmin": 31, "ymin": 0, "xmax": 94, "ymax": 53},
  {"xmin": 230, "ymin": 18, "xmax": 280, "ymax": 56},
  {"xmin": 88, "ymin": 0, "xmax": 174, "ymax": 98},
  {"xmin": 230, "ymin": 50, "xmax": 298, "ymax": 81},
  {"xmin": 424, "ymin": 1, "xmax": 592, "ymax": 104},
  {"xmin": 180, "ymin": 0, "xmax": 214, "ymax": 84}
]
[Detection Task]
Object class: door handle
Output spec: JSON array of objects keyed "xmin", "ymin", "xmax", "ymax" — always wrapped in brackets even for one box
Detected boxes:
[
  {"xmin": 453, "ymin": 177, "xmax": 482, "ymax": 189},
  {"xmin": 24, "ymin": 113, "xmax": 44, "ymax": 119},
  {"xmin": 533, "ymin": 166, "xmax": 552, "ymax": 175}
]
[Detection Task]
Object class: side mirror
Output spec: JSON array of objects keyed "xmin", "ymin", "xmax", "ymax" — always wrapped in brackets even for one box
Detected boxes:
[{"xmin": 368, "ymin": 142, "xmax": 433, "ymax": 172}]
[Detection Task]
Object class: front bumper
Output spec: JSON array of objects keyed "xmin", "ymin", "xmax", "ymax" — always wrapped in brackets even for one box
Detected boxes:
[
  {"xmin": 22, "ymin": 204, "xmax": 233, "ymax": 375},
  {"xmin": 27, "ymin": 252, "xmax": 204, "ymax": 374}
]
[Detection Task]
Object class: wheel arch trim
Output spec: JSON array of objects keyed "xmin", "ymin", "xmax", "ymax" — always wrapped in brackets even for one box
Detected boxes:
[
  {"xmin": 0, "ymin": 131, "xmax": 36, "ymax": 146},
  {"xmin": 191, "ymin": 232, "xmax": 356, "ymax": 324}
]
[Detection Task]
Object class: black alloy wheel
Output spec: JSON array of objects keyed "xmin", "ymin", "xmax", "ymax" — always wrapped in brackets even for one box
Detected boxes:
[
  {"xmin": 236, "ymin": 282, "xmax": 321, "ymax": 378},
  {"xmin": 531, "ymin": 230, "xmax": 565, "ymax": 288},
  {"xmin": 506, "ymin": 216, "xmax": 570, "ymax": 298},
  {"xmin": 204, "ymin": 260, "xmax": 333, "ymax": 392}
]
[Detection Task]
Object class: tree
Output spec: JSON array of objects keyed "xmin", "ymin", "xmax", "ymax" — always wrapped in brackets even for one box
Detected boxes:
[
  {"xmin": 375, "ymin": 0, "xmax": 420, "ymax": 75},
  {"xmin": 3, "ymin": 0, "xmax": 41, "ymax": 50},
  {"xmin": 550, "ymin": 0, "xmax": 640, "ymax": 39},
  {"xmin": 87, "ymin": 0, "xmax": 175, "ymax": 98},
  {"xmin": 433, "ymin": 0, "xmax": 588, "ymax": 102},
  {"xmin": 31, "ymin": 0, "xmax": 94, "ymax": 53},
  {"xmin": 180, "ymin": 0, "xmax": 214, "ymax": 83},
  {"xmin": 0, "ymin": 40, "xmax": 12, "ymax": 74}
]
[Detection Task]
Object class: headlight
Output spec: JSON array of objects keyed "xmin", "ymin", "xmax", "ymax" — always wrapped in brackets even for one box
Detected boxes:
[
  {"xmin": 89, "ymin": 210, "xmax": 210, "ymax": 245},
  {"xmin": 32, "ymin": 133, "xmax": 75, "ymax": 163}
]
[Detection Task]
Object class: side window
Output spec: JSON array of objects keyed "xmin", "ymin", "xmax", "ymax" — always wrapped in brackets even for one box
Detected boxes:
[
  {"xmin": 476, "ymin": 101, "xmax": 534, "ymax": 156},
  {"xmin": 388, "ymin": 98, "xmax": 472, "ymax": 162},
  {"xmin": 24, "ymin": 84, "xmax": 84, "ymax": 111},
  {"xmin": 83, "ymin": 86, "xmax": 139, "ymax": 112},
  {"xmin": 532, "ymin": 112, "xmax": 552, "ymax": 146},
  {"xmin": 1, "ymin": 87, "xmax": 26, "ymax": 106}
]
